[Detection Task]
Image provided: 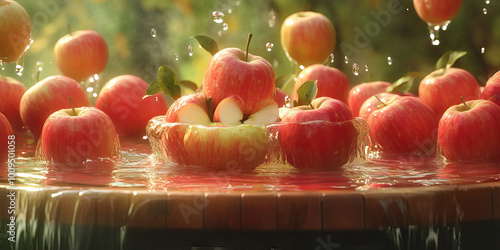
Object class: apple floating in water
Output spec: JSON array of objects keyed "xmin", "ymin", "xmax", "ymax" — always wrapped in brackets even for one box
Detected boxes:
[
  {"xmin": 280, "ymin": 11, "xmax": 336, "ymax": 67},
  {"xmin": 438, "ymin": 98, "xmax": 500, "ymax": 162},
  {"xmin": 277, "ymin": 81, "xmax": 359, "ymax": 169},
  {"xmin": 418, "ymin": 51, "xmax": 481, "ymax": 118},
  {"xmin": 19, "ymin": 75, "xmax": 90, "ymax": 139},
  {"xmin": 54, "ymin": 30, "xmax": 109, "ymax": 82},
  {"xmin": 0, "ymin": 74, "xmax": 26, "ymax": 131},
  {"xmin": 38, "ymin": 102, "xmax": 120, "ymax": 165},
  {"xmin": 0, "ymin": 0, "xmax": 31, "ymax": 63}
]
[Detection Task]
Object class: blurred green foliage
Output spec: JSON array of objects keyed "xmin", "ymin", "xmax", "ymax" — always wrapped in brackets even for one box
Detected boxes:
[{"xmin": 3, "ymin": 0, "xmax": 500, "ymax": 98}]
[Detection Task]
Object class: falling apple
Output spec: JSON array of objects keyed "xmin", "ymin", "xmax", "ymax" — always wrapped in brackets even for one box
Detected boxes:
[
  {"xmin": 413, "ymin": 0, "xmax": 463, "ymax": 25},
  {"xmin": 54, "ymin": 30, "xmax": 109, "ymax": 82},
  {"xmin": 0, "ymin": 0, "xmax": 31, "ymax": 63},
  {"xmin": 280, "ymin": 11, "xmax": 336, "ymax": 67}
]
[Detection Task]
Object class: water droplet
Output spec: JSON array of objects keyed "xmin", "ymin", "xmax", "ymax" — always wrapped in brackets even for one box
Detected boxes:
[
  {"xmin": 35, "ymin": 61, "xmax": 44, "ymax": 72},
  {"xmin": 268, "ymin": 9, "xmax": 276, "ymax": 28},
  {"xmin": 188, "ymin": 45, "xmax": 194, "ymax": 56},
  {"xmin": 228, "ymin": 9, "xmax": 232, "ymax": 14},
  {"xmin": 483, "ymin": 8, "xmax": 488, "ymax": 14},
  {"xmin": 387, "ymin": 57, "xmax": 393, "ymax": 65},
  {"xmin": 329, "ymin": 53, "xmax": 335, "ymax": 63},
  {"xmin": 299, "ymin": 65, "xmax": 305, "ymax": 70},
  {"xmin": 266, "ymin": 43, "xmax": 274, "ymax": 52},
  {"xmin": 15, "ymin": 64, "xmax": 23, "ymax": 76},
  {"xmin": 218, "ymin": 30, "xmax": 224, "ymax": 37},
  {"xmin": 93, "ymin": 74, "xmax": 99, "ymax": 81},
  {"xmin": 212, "ymin": 11, "xmax": 225, "ymax": 23},
  {"xmin": 365, "ymin": 65, "xmax": 369, "ymax": 72},
  {"xmin": 344, "ymin": 56, "xmax": 349, "ymax": 64},
  {"xmin": 86, "ymin": 87, "xmax": 94, "ymax": 93},
  {"xmin": 428, "ymin": 24, "xmax": 441, "ymax": 46},
  {"xmin": 481, "ymin": 47, "xmax": 486, "ymax": 54},
  {"xmin": 486, "ymin": 0, "xmax": 490, "ymax": 4},
  {"xmin": 441, "ymin": 21, "xmax": 451, "ymax": 31},
  {"xmin": 93, "ymin": 93, "xmax": 98, "ymax": 98},
  {"xmin": 142, "ymin": 135, "xmax": 149, "ymax": 140},
  {"xmin": 0, "ymin": 60, "xmax": 4, "ymax": 71},
  {"xmin": 151, "ymin": 28, "xmax": 157, "ymax": 38},
  {"xmin": 352, "ymin": 63, "xmax": 360, "ymax": 76},
  {"xmin": 174, "ymin": 53, "xmax": 179, "ymax": 61},
  {"xmin": 222, "ymin": 23, "xmax": 228, "ymax": 31},
  {"xmin": 284, "ymin": 96, "xmax": 292, "ymax": 108}
]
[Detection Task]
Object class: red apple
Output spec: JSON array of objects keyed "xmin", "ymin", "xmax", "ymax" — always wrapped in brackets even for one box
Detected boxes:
[
  {"xmin": 275, "ymin": 88, "xmax": 289, "ymax": 108},
  {"xmin": 294, "ymin": 64, "xmax": 350, "ymax": 104},
  {"xmin": 95, "ymin": 75, "xmax": 169, "ymax": 137},
  {"xmin": 19, "ymin": 75, "xmax": 89, "ymax": 139},
  {"xmin": 367, "ymin": 96, "xmax": 439, "ymax": 155},
  {"xmin": 280, "ymin": 11, "xmax": 336, "ymax": 67},
  {"xmin": 277, "ymin": 97, "xmax": 358, "ymax": 169},
  {"xmin": 54, "ymin": 30, "xmax": 108, "ymax": 82},
  {"xmin": 413, "ymin": 0, "xmax": 462, "ymax": 25},
  {"xmin": 348, "ymin": 81, "xmax": 392, "ymax": 117},
  {"xmin": 0, "ymin": 74, "xmax": 26, "ymax": 130},
  {"xmin": 203, "ymin": 47, "xmax": 275, "ymax": 115},
  {"xmin": 0, "ymin": 0, "xmax": 31, "ymax": 63},
  {"xmin": 39, "ymin": 107, "xmax": 120, "ymax": 164},
  {"xmin": 0, "ymin": 112, "xmax": 13, "ymax": 163},
  {"xmin": 358, "ymin": 93, "xmax": 401, "ymax": 120},
  {"xmin": 438, "ymin": 99, "xmax": 500, "ymax": 162},
  {"xmin": 482, "ymin": 71, "xmax": 500, "ymax": 107},
  {"xmin": 419, "ymin": 68, "xmax": 480, "ymax": 118}
]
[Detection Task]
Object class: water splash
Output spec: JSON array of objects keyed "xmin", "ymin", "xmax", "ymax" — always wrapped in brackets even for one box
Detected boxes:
[
  {"xmin": 329, "ymin": 53, "xmax": 335, "ymax": 63},
  {"xmin": 427, "ymin": 21, "xmax": 450, "ymax": 46},
  {"xmin": 212, "ymin": 11, "xmax": 225, "ymax": 23},
  {"xmin": 151, "ymin": 28, "xmax": 157, "ymax": 38},
  {"xmin": 344, "ymin": 56, "xmax": 349, "ymax": 64},
  {"xmin": 352, "ymin": 63, "xmax": 360, "ymax": 76},
  {"xmin": 266, "ymin": 43, "xmax": 274, "ymax": 52},
  {"xmin": 365, "ymin": 65, "xmax": 369, "ymax": 72},
  {"xmin": 268, "ymin": 9, "xmax": 276, "ymax": 28},
  {"xmin": 387, "ymin": 57, "xmax": 393, "ymax": 65},
  {"xmin": 222, "ymin": 23, "xmax": 228, "ymax": 31},
  {"xmin": 15, "ymin": 64, "xmax": 24, "ymax": 76},
  {"xmin": 188, "ymin": 45, "xmax": 193, "ymax": 56}
]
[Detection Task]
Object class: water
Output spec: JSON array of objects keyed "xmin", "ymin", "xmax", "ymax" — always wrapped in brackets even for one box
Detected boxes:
[
  {"xmin": 222, "ymin": 23, "xmax": 228, "ymax": 30},
  {"xmin": 174, "ymin": 53, "xmax": 179, "ymax": 61},
  {"xmin": 365, "ymin": 64, "xmax": 369, "ymax": 72},
  {"xmin": 2, "ymin": 126, "xmax": 499, "ymax": 192},
  {"xmin": 268, "ymin": 9, "xmax": 276, "ymax": 28},
  {"xmin": 483, "ymin": 8, "xmax": 488, "ymax": 15},
  {"xmin": 329, "ymin": 53, "xmax": 334, "ymax": 63},
  {"xmin": 151, "ymin": 28, "xmax": 157, "ymax": 38},
  {"xmin": 266, "ymin": 42, "xmax": 274, "ymax": 51},
  {"xmin": 212, "ymin": 11, "xmax": 225, "ymax": 23},
  {"xmin": 387, "ymin": 56, "xmax": 393, "ymax": 65},
  {"xmin": 352, "ymin": 63, "xmax": 360, "ymax": 76},
  {"xmin": 344, "ymin": 56, "xmax": 349, "ymax": 64},
  {"xmin": 187, "ymin": 45, "xmax": 194, "ymax": 56}
]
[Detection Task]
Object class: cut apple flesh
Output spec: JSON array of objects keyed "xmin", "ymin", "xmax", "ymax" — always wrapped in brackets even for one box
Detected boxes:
[
  {"xmin": 178, "ymin": 103, "xmax": 211, "ymax": 126},
  {"xmin": 244, "ymin": 103, "xmax": 279, "ymax": 125},
  {"xmin": 213, "ymin": 96, "xmax": 244, "ymax": 126}
]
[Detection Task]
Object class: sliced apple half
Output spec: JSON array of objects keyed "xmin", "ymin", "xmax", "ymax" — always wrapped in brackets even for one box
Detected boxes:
[
  {"xmin": 244, "ymin": 103, "xmax": 279, "ymax": 125},
  {"xmin": 165, "ymin": 93, "xmax": 211, "ymax": 126},
  {"xmin": 213, "ymin": 96, "xmax": 244, "ymax": 126}
]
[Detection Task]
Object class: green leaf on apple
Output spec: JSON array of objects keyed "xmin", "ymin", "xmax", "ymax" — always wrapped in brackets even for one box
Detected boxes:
[
  {"xmin": 146, "ymin": 80, "xmax": 161, "ymax": 96},
  {"xmin": 436, "ymin": 51, "xmax": 467, "ymax": 70},
  {"xmin": 192, "ymin": 35, "xmax": 219, "ymax": 56},
  {"xmin": 386, "ymin": 75, "xmax": 414, "ymax": 94},
  {"xmin": 296, "ymin": 80, "xmax": 318, "ymax": 107}
]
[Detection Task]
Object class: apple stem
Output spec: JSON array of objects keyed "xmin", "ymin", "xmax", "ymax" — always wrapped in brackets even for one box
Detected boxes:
[
  {"xmin": 207, "ymin": 98, "xmax": 213, "ymax": 122},
  {"xmin": 460, "ymin": 96, "xmax": 469, "ymax": 109},
  {"xmin": 306, "ymin": 95, "xmax": 314, "ymax": 109},
  {"xmin": 67, "ymin": 24, "xmax": 73, "ymax": 36},
  {"xmin": 36, "ymin": 70, "xmax": 41, "ymax": 82},
  {"xmin": 68, "ymin": 96, "xmax": 77, "ymax": 116},
  {"xmin": 245, "ymin": 33, "xmax": 253, "ymax": 62},
  {"xmin": 374, "ymin": 95, "xmax": 387, "ymax": 107}
]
